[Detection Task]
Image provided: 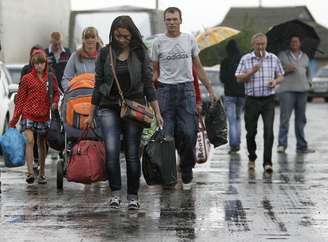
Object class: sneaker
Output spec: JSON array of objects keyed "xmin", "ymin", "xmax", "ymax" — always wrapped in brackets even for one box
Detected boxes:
[
  {"xmin": 38, "ymin": 175, "xmax": 47, "ymax": 184},
  {"xmin": 248, "ymin": 160, "xmax": 255, "ymax": 170},
  {"xmin": 109, "ymin": 196, "xmax": 121, "ymax": 209},
  {"xmin": 264, "ymin": 165, "xmax": 273, "ymax": 173},
  {"xmin": 228, "ymin": 147, "xmax": 240, "ymax": 154},
  {"xmin": 297, "ymin": 148, "xmax": 315, "ymax": 154},
  {"xmin": 26, "ymin": 174, "xmax": 35, "ymax": 184},
  {"xmin": 128, "ymin": 199, "xmax": 140, "ymax": 210},
  {"xmin": 277, "ymin": 146, "xmax": 286, "ymax": 153},
  {"xmin": 181, "ymin": 170, "xmax": 193, "ymax": 184},
  {"xmin": 182, "ymin": 182, "xmax": 193, "ymax": 190}
]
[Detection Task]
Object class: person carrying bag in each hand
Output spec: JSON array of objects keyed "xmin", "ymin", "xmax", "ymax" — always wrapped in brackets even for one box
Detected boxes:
[{"xmin": 85, "ymin": 15, "xmax": 163, "ymax": 211}]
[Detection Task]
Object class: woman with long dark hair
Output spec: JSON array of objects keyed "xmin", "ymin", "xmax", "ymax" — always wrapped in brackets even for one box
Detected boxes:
[{"xmin": 85, "ymin": 16, "xmax": 163, "ymax": 210}]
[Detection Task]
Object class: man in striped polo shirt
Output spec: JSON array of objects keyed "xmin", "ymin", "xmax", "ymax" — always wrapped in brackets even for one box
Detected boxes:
[{"xmin": 235, "ymin": 33, "xmax": 284, "ymax": 173}]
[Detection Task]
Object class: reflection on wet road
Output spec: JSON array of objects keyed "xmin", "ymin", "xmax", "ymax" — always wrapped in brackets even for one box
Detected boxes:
[{"xmin": 1, "ymin": 103, "xmax": 328, "ymax": 241}]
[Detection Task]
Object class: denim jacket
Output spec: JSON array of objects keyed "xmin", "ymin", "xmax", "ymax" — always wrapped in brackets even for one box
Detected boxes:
[{"xmin": 91, "ymin": 45, "xmax": 156, "ymax": 107}]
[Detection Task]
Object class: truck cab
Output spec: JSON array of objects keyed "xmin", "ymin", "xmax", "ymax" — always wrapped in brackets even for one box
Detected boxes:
[{"xmin": 69, "ymin": 6, "xmax": 165, "ymax": 50}]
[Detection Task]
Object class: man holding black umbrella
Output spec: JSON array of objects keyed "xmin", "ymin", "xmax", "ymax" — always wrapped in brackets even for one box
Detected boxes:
[
  {"xmin": 277, "ymin": 35, "xmax": 315, "ymax": 154},
  {"xmin": 235, "ymin": 33, "xmax": 284, "ymax": 173}
]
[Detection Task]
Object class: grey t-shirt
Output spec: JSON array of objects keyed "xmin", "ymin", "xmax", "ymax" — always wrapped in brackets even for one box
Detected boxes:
[
  {"xmin": 151, "ymin": 33, "xmax": 199, "ymax": 84},
  {"xmin": 277, "ymin": 50, "xmax": 310, "ymax": 93}
]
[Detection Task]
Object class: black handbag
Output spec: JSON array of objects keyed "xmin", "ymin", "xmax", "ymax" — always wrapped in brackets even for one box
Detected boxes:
[
  {"xmin": 47, "ymin": 109, "xmax": 65, "ymax": 151},
  {"xmin": 142, "ymin": 130, "xmax": 177, "ymax": 186}
]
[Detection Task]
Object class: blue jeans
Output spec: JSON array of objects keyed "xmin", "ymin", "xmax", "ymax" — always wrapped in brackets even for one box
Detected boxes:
[
  {"xmin": 97, "ymin": 107, "xmax": 143, "ymax": 200},
  {"xmin": 156, "ymin": 82, "xmax": 198, "ymax": 173},
  {"xmin": 223, "ymin": 96, "xmax": 245, "ymax": 149},
  {"xmin": 278, "ymin": 92, "xmax": 308, "ymax": 150}
]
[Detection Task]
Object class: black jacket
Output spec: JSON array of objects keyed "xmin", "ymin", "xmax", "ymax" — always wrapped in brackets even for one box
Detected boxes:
[
  {"xmin": 220, "ymin": 40, "xmax": 244, "ymax": 97},
  {"xmin": 45, "ymin": 47, "xmax": 71, "ymax": 92},
  {"xmin": 91, "ymin": 45, "xmax": 156, "ymax": 107}
]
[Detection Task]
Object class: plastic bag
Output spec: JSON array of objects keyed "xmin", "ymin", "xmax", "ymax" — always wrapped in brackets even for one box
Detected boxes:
[
  {"xmin": 142, "ymin": 130, "xmax": 177, "ymax": 186},
  {"xmin": 0, "ymin": 128, "xmax": 26, "ymax": 167},
  {"xmin": 141, "ymin": 116, "xmax": 157, "ymax": 145},
  {"xmin": 195, "ymin": 117, "xmax": 211, "ymax": 163},
  {"xmin": 204, "ymin": 100, "xmax": 228, "ymax": 147}
]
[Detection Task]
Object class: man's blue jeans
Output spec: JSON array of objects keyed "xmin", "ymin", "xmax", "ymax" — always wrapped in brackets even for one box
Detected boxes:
[
  {"xmin": 223, "ymin": 96, "xmax": 245, "ymax": 149},
  {"xmin": 156, "ymin": 82, "xmax": 198, "ymax": 173},
  {"xmin": 97, "ymin": 107, "xmax": 143, "ymax": 200},
  {"xmin": 278, "ymin": 92, "xmax": 308, "ymax": 150}
]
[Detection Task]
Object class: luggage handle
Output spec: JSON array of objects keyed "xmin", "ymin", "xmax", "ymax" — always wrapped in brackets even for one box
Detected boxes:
[
  {"xmin": 150, "ymin": 129, "xmax": 171, "ymax": 143},
  {"xmin": 80, "ymin": 128, "xmax": 101, "ymax": 140},
  {"xmin": 75, "ymin": 128, "xmax": 101, "ymax": 154}
]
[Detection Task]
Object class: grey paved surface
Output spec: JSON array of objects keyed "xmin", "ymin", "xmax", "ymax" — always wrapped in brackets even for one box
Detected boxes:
[{"xmin": 1, "ymin": 103, "xmax": 328, "ymax": 242}]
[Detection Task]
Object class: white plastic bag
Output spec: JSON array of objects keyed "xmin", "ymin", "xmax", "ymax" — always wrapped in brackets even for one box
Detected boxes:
[{"xmin": 195, "ymin": 117, "xmax": 210, "ymax": 164}]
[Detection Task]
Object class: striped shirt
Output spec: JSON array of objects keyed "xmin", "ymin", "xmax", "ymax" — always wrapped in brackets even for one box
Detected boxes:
[{"xmin": 235, "ymin": 51, "xmax": 284, "ymax": 97}]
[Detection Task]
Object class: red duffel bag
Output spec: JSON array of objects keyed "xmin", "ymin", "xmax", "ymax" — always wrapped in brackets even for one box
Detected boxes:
[{"xmin": 66, "ymin": 131, "xmax": 107, "ymax": 184}]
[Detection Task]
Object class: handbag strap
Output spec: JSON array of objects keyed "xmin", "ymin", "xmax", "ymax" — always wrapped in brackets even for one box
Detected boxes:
[
  {"xmin": 198, "ymin": 115, "xmax": 206, "ymax": 131},
  {"xmin": 108, "ymin": 45, "xmax": 125, "ymax": 102},
  {"xmin": 78, "ymin": 128, "xmax": 101, "ymax": 142}
]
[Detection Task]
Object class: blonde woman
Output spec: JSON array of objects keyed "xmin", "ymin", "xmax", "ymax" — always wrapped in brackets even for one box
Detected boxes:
[{"xmin": 62, "ymin": 26, "xmax": 102, "ymax": 92}]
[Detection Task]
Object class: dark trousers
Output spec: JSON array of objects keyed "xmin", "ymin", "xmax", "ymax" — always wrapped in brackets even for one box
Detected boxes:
[{"xmin": 244, "ymin": 96, "xmax": 275, "ymax": 167}]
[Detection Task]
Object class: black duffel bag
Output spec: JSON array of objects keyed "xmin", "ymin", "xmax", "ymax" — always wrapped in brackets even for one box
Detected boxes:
[
  {"xmin": 142, "ymin": 130, "xmax": 177, "ymax": 186},
  {"xmin": 47, "ymin": 109, "xmax": 65, "ymax": 151},
  {"xmin": 205, "ymin": 99, "xmax": 228, "ymax": 147}
]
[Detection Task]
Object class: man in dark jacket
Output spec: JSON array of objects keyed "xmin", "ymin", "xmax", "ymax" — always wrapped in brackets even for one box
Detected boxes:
[
  {"xmin": 220, "ymin": 39, "xmax": 245, "ymax": 154},
  {"xmin": 44, "ymin": 32, "xmax": 71, "ymax": 92}
]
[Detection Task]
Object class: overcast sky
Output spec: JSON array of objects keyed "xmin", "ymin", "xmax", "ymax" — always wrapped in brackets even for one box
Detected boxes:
[{"xmin": 71, "ymin": 0, "xmax": 328, "ymax": 33}]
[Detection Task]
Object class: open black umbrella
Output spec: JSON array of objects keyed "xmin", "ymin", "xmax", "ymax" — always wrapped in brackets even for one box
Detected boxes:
[{"xmin": 266, "ymin": 19, "xmax": 320, "ymax": 59}]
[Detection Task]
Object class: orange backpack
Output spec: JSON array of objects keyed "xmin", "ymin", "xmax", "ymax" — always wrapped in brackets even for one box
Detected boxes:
[{"xmin": 62, "ymin": 73, "xmax": 95, "ymax": 130}]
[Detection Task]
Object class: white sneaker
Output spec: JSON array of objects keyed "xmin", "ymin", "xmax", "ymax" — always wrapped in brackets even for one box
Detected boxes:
[
  {"xmin": 248, "ymin": 160, "xmax": 255, "ymax": 170},
  {"xmin": 277, "ymin": 146, "xmax": 286, "ymax": 153},
  {"xmin": 109, "ymin": 196, "xmax": 121, "ymax": 209},
  {"xmin": 128, "ymin": 199, "xmax": 140, "ymax": 210},
  {"xmin": 264, "ymin": 165, "xmax": 273, "ymax": 173},
  {"xmin": 182, "ymin": 182, "xmax": 192, "ymax": 190}
]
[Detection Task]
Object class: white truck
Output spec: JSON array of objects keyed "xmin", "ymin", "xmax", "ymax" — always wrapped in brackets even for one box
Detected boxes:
[
  {"xmin": 69, "ymin": 5, "xmax": 165, "ymax": 50},
  {"xmin": 0, "ymin": 0, "xmax": 70, "ymax": 64}
]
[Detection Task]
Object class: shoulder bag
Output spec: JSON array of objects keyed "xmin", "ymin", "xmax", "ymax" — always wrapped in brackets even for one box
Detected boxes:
[{"xmin": 108, "ymin": 46, "xmax": 154, "ymax": 127}]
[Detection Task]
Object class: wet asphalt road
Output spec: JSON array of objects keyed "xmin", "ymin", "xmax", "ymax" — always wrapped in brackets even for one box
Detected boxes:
[{"xmin": 1, "ymin": 102, "xmax": 328, "ymax": 242}]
